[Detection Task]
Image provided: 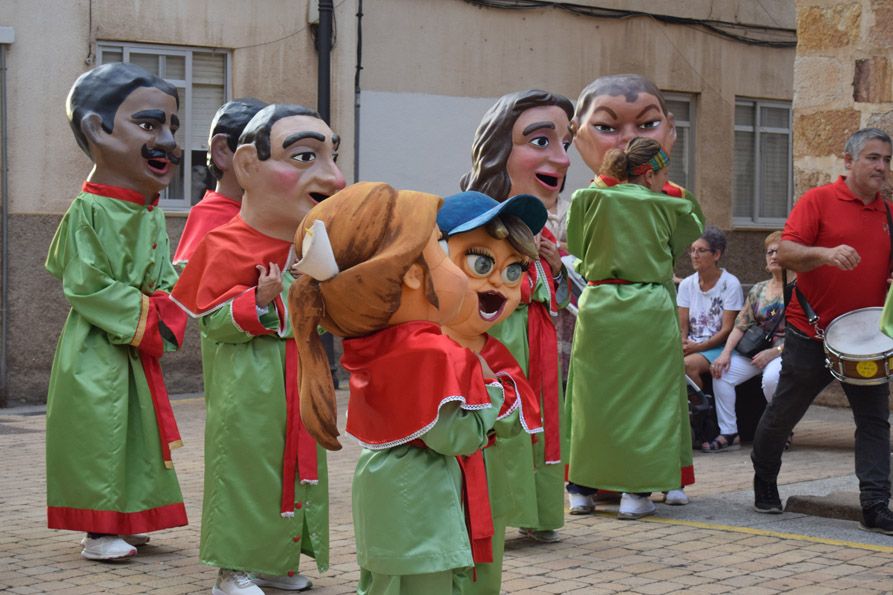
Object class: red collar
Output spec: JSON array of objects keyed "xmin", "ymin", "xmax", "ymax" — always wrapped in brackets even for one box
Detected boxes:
[
  {"xmin": 342, "ymin": 321, "xmax": 492, "ymax": 448},
  {"xmin": 835, "ymin": 176, "xmax": 885, "ymax": 210},
  {"xmin": 82, "ymin": 181, "xmax": 159, "ymax": 206},
  {"xmin": 171, "ymin": 215, "xmax": 292, "ymax": 316}
]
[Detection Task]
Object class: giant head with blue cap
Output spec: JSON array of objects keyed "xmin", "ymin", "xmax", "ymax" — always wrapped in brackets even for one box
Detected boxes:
[{"xmin": 438, "ymin": 190, "xmax": 547, "ymax": 350}]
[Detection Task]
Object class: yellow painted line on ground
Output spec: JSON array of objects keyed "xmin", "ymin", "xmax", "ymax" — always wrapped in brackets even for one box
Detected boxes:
[{"xmin": 594, "ymin": 511, "xmax": 893, "ymax": 553}]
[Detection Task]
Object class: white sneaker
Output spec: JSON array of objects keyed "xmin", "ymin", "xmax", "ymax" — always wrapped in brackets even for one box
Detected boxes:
[
  {"xmin": 617, "ymin": 493, "xmax": 656, "ymax": 520},
  {"xmin": 664, "ymin": 489, "xmax": 689, "ymax": 506},
  {"xmin": 123, "ymin": 533, "xmax": 151, "ymax": 546},
  {"xmin": 213, "ymin": 569, "xmax": 264, "ymax": 595},
  {"xmin": 252, "ymin": 573, "xmax": 312, "ymax": 591},
  {"xmin": 80, "ymin": 535, "xmax": 137, "ymax": 560},
  {"xmin": 568, "ymin": 492, "xmax": 595, "ymax": 515}
]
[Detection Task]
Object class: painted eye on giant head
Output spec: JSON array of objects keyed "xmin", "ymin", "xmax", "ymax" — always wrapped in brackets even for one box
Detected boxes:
[
  {"xmin": 138, "ymin": 121, "xmax": 156, "ymax": 132},
  {"xmin": 530, "ymin": 136, "xmax": 549, "ymax": 148},
  {"xmin": 466, "ymin": 251, "xmax": 495, "ymax": 277},
  {"xmin": 503, "ymin": 262, "xmax": 524, "ymax": 284},
  {"xmin": 593, "ymin": 123, "xmax": 615, "ymax": 133},
  {"xmin": 292, "ymin": 151, "xmax": 317, "ymax": 163},
  {"xmin": 640, "ymin": 120, "xmax": 661, "ymax": 130}
]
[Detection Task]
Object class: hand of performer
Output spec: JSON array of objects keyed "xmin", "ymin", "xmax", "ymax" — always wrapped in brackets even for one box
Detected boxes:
[
  {"xmin": 711, "ymin": 351, "xmax": 731, "ymax": 378},
  {"xmin": 751, "ymin": 347, "xmax": 777, "ymax": 369},
  {"xmin": 682, "ymin": 338, "xmax": 699, "ymax": 356},
  {"xmin": 823, "ymin": 244, "xmax": 860, "ymax": 271},
  {"xmin": 538, "ymin": 236, "xmax": 562, "ymax": 276},
  {"xmin": 255, "ymin": 262, "xmax": 283, "ymax": 307}
]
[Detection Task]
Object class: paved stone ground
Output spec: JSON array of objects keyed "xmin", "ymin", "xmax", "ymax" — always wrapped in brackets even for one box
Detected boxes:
[{"xmin": 2, "ymin": 394, "xmax": 892, "ymax": 594}]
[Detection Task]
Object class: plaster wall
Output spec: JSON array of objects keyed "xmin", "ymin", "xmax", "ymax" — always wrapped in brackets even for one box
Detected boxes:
[{"xmin": 0, "ymin": 0, "xmax": 795, "ymax": 404}]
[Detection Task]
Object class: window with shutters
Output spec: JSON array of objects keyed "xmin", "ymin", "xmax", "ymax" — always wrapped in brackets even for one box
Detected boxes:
[
  {"xmin": 97, "ymin": 42, "xmax": 232, "ymax": 210},
  {"xmin": 733, "ymin": 99, "xmax": 792, "ymax": 227},
  {"xmin": 664, "ymin": 94, "xmax": 695, "ymax": 192}
]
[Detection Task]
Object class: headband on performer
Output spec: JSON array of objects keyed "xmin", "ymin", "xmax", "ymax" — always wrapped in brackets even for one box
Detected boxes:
[{"xmin": 629, "ymin": 147, "xmax": 670, "ymax": 177}]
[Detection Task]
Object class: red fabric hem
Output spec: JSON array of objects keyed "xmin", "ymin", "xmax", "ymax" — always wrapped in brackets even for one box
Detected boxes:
[
  {"xmin": 82, "ymin": 181, "xmax": 158, "ymax": 206},
  {"xmin": 47, "ymin": 502, "xmax": 187, "ymax": 534},
  {"xmin": 681, "ymin": 465, "xmax": 695, "ymax": 487}
]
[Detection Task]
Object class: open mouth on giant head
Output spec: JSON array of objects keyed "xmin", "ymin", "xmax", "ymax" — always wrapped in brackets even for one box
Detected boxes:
[
  {"xmin": 478, "ymin": 290, "xmax": 507, "ymax": 322},
  {"xmin": 535, "ymin": 173, "xmax": 560, "ymax": 189},
  {"xmin": 146, "ymin": 158, "xmax": 170, "ymax": 175},
  {"xmin": 309, "ymin": 192, "xmax": 330, "ymax": 204}
]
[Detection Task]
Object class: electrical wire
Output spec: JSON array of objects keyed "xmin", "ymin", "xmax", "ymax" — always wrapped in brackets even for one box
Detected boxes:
[{"xmin": 464, "ymin": 0, "xmax": 797, "ymax": 48}]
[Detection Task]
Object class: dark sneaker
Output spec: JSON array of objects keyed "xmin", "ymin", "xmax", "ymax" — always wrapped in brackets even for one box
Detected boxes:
[
  {"xmin": 860, "ymin": 503, "xmax": 893, "ymax": 536},
  {"xmin": 753, "ymin": 475, "xmax": 782, "ymax": 514}
]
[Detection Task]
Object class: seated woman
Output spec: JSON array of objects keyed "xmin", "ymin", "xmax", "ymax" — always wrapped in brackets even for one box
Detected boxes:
[
  {"xmin": 706, "ymin": 231, "xmax": 787, "ymax": 452},
  {"xmin": 677, "ymin": 226, "xmax": 744, "ymax": 389}
]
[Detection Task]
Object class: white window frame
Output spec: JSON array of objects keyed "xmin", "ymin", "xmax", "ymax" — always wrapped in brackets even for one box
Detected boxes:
[
  {"xmin": 733, "ymin": 98, "xmax": 793, "ymax": 228},
  {"xmin": 96, "ymin": 41, "xmax": 232, "ymax": 211},
  {"xmin": 664, "ymin": 93, "xmax": 695, "ymax": 193}
]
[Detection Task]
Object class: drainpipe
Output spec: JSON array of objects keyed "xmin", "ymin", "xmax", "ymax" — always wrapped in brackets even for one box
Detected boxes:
[
  {"xmin": 354, "ymin": 0, "xmax": 363, "ymax": 182},
  {"xmin": 317, "ymin": 0, "xmax": 334, "ymax": 123},
  {"xmin": 0, "ymin": 26, "xmax": 14, "ymax": 407}
]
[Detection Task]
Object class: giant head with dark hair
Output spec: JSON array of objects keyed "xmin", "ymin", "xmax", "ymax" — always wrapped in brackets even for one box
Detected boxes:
[
  {"xmin": 233, "ymin": 103, "xmax": 345, "ymax": 242},
  {"xmin": 66, "ymin": 62, "xmax": 179, "ymax": 159},
  {"xmin": 65, "ymin": 62, "xmax": 183, "ymax": 199},
  {"xmin": 461, "ymin": 89, "xmax": 574, "ymax": 205},
  {"xmin": 206, "ymin": 97, "xmax": 268, "ymax": 180}
]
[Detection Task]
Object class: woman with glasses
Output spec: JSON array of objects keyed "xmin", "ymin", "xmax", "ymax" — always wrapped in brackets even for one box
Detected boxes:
[
  {"xmin": 677, "ymin": 226, "xmax": 744, "ymax": 390},
  {"xmin": 704, "ymin": 231, "xmax": 787, "ymax": 451}
]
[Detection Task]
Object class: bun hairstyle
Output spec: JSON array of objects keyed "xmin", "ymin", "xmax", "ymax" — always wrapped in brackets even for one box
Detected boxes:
[
  {"xmin": 288, "ymin": 182, "xmax": 442, "ymax": 450},
  {"xmin": 598, "ymin": 137, "xmax": 664, "ymax": 181}
]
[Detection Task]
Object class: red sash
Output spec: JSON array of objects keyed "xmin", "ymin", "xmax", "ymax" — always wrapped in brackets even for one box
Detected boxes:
[
  {"xmin": 136, "ymin": 291, "xmax": 188, "ymax": 468},
  {"xmin": 522, "ymin": 229, "xmax": 563, "ymax": 464}
]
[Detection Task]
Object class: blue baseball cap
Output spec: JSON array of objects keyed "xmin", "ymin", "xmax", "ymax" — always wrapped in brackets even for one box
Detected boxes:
[{"xmin": 437, "ymin": 191, "xmax": 548, "ymax": 237}]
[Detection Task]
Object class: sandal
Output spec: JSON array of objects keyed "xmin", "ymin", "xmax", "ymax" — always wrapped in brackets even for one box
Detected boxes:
[{"xmin": 702, "ymin": 433, "xmax": 740, "ymax": 453}]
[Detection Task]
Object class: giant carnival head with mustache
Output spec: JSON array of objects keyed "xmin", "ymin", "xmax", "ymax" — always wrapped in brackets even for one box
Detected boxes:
[{"xmin": 66, "ymin": 62, "xmax": 182, "ymax": 201}]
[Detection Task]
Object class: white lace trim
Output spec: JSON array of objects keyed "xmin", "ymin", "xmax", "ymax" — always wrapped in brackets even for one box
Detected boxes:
[
  {"xmin": 495, "ymin": 372, "xmax": 543, "ymax": 434},
  {"xmin": 346, "ymin": 395, "xmax": 492, "ymax": 450},
  {"xmin": 534, "ymin": 260, "xmax": 559, "ymax": 317}
]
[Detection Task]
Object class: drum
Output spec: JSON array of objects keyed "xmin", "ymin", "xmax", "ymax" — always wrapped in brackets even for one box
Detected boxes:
[{"xmin": 823, "ymin": 307, "xmax": 893, "ymax": 385}]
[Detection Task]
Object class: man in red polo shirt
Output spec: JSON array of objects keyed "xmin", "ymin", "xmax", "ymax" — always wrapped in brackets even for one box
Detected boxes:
[{"xmin": 751, "ymin": 128, "xmax": 893, "ymax": 536}]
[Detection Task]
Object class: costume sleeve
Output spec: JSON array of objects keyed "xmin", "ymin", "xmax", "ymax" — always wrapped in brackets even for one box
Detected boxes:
[
  {"xmin": 566, "ymin": 189, "xmax": 591, "ymax": 265},
  {"xmin": 46, "ymin": 208, "xmax": 150, "ymax": 346},
  {"xmin": 881, "ymin": 284, "xmax": 893, "ymax": 339},
  {"xmin": 422, "ymin": 388, "xmax": 504, "ymax": 457},
  {"xmin": 492, "ymin": 382, "xmax": 522, "ymax": 440},
  {"xmin": 670, "ymin": 191, "xmax": 704, "ymax": 260},
  {"xmin": 201, "ymin": 289, "xmax": 284, "ymax": 344}
]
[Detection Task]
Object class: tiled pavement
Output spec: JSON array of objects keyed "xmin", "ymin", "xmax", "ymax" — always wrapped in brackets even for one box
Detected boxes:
[{"xmin": 2, "ymin": 394, "xmax": 892, "ymax": 594}]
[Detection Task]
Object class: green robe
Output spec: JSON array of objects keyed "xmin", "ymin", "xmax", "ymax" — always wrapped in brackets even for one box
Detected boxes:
[
  {"xmin": 565, "ymin": 182, "xmax": 702, "ymax": 493},
  {"xmin": 197, "ymin": 274, "xmax": 329, "ymax": 576},
  {"xmin": 488, "ymin": 260, "xmax": 568, "ymax": 531},
  {"xmin": 353, "ymin": 386, "xmax": 503, "ymax": 591},
  {"xmin": 45, "ymin": 185, "xmax": 186, "ymax": 533}
]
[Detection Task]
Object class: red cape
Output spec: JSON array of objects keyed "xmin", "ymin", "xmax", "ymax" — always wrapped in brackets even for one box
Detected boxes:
[
  {"xmin": 173, "ymin": 190, "xmax": 241, "ymax": 265},
  {"xmin": 342, "ymin": 321, "xmax": 493, "ymax": 448},
  {"xmin": 480, "ymin": 334, "xmax": 543, "ymax": 434},
  {"xmin": 171, "ymin": 215, "xmax": 292, "ymax": 317}
]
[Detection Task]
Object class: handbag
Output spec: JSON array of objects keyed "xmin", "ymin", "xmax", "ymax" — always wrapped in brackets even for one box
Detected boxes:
[{"xmin": 735, "ymin": 311, "xmax": 783, "ymax": 358}]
